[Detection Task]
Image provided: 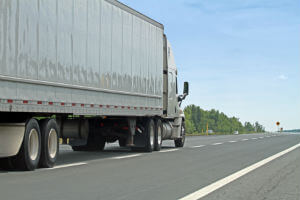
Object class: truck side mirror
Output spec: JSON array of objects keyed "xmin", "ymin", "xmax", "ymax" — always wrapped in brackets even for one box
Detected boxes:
[{"xmin": 183, "ymin": 82, "xmax": 189, "ymax": 95}]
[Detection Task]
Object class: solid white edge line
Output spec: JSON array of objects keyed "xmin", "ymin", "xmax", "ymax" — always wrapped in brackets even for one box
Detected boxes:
[
  {"xmin": 160, "ymin": 149, "xmax": 179, "ymax": 153},
  {"xmin": 228, "ymin": 141, "xmax": 237, "ymax": 143},
  {"xmin": 242, "ymin": 139, "xmax": 249, "ymax": 141},
  {"xmin": 179, "ymin": 143, "xmax": 300, "ymax": 200},
  {"xmin": 50, "ymin": 162, "xmax": 87, "ymax": 169},
  {"xmin": 212, "ymin": 143, "xmax": 223, "ymax": 145},
  {"xmin": 111, "ymin": 154, "xmax": 142, "ymax": 160}
]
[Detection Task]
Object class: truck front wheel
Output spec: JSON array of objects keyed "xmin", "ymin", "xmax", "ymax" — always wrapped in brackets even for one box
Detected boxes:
[
  {"xmin": 39, "ymin": 119, "xmax": 59, "ymax": 168},
  {"xmin": 13, "ymin": 118, "xmax": 42, "ymax": 171},
  {"xmin": 174, "ymin": 121, "xmax": 185, "ymax": 148}
]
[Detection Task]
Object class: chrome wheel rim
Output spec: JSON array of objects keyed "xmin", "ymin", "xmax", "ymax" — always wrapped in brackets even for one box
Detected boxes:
[
  {"xmin": 182, "ymin": 125, "xmax": 185, "ymax": 142},
  {"xmin": 28, "ymin": 129, "xmax": 39, "ymax": 161},
  {"xmin": 157, "ymin": 125, "xmax": 162, "ymax": 145},
  {"xmin": 150, "ymin": 124, "xmax": 155, "ymax": 148},
  {"xmin": 48, "ymin": 129, "xmax": 58, "ymax": 159}
]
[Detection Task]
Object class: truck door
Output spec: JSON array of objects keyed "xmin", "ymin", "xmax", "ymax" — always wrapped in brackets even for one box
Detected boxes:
[
  {"xmin": 163, "ymin": 36, "xmax": 179, "ymax": 118},
  {"xmin": 167, "ymin": 70, "xmax": 178, "ymax": 117}
]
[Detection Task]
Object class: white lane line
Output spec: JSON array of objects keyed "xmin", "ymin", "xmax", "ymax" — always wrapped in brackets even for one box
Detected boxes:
[
  {"xmin": 179, "ymin": 143, "xmax": 300, "ymax": 200},
  {"xmin": 266, "ymin": 136, "xmax": 271, "ymax": 138},
  {"xmin": 212, "ymin": 143, "xmax": 223, "ymax": 146},
  {"xmin": 192, "ymin": 145, "xmax": 206, "ymax": 148},
  {"xmin": 160, "ymin": 149, "xmax": 179, "ymax": 153},
  {"xmin": 50, "ymin": 162, "xmax": 87, "ymax": 170},
  {"xmin": 259, "ymin": 137, "xmax": 264, "ymax": 139},
  {"xmin": 228, "ymin": 141, "xmax": 237, "ymax": 143},
  {"xmin": 242, "ymin": 139, "xmax": 249, "ymax": 141},
  {"xmin": 252, "ymin": 138, "xmax": 258, "ymax": 140},
  {"xmin": 111, "ymin": 154, "xmax": 142, "ymax": 160}
]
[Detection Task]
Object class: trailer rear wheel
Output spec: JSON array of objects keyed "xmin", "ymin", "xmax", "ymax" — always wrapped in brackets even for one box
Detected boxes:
[
  {"xmin": 174, "ymin": 121, "xmax": 185, "ymax": 148},
  {"xmin": 12, "ymin": 118, "xmax": 41, "ymax": 171},
  {"xmin": 39, "ymin": 119, "xmax": 59, "ymax": 168},
  {"xmin": 154, "ymin": 119, "xmax": 163, "ymax": 151},
  {"xmin": 144, "ymin": 119, "xmax": 155, "ymax": 152}
]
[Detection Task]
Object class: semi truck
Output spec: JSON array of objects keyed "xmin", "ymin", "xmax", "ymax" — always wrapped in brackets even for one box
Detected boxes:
[{"xmin": 0, "ymin": 0, "xmax": 189, "ymax": 171}]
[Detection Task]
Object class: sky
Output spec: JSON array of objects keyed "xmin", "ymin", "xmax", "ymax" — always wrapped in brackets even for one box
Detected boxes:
[{"xmin": 120, "ymin": 0, "xmax": 300, "ymax": 131}]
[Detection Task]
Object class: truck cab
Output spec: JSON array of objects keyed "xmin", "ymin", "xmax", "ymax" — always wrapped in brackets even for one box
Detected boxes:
[{"xmin": 163, "ymin": 36, "xmax": 189, "ymax": 144}]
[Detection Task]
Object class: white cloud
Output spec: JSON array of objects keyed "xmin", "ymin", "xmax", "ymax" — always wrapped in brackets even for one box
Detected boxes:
[{"xmin": 278, "ymin": 74, "xmax": 288, "ymax": 80}]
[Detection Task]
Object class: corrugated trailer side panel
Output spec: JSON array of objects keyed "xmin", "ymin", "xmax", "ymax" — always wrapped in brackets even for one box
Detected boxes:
[{"xmin": 0, "ymin": 0, "xmax": 164, "ymax": 116}]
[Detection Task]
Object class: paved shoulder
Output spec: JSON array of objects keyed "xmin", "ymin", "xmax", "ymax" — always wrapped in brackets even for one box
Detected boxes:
[{"xmin": 202, "ymin": 148, "xmax": 300, "ymax": 200}]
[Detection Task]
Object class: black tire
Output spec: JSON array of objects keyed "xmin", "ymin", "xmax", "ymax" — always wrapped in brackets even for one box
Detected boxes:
[
  {"xmin": 144, "ymin": 118, "xmax": 155, "ymax": 152},
  {"xmin": 12, "ymin": 118, "xmax": 41, "ymax": 171},
  {"xmin": 174, "ymin": 121, "xmax": 185, "ymax": 148},
  {"xmin": 118, "ymin": 138, "xmax": 127, "ymax": 147},
  {"xmin": 39, "ymin": 119, "xmax": 59, "ymax": 168},
  {"xmin": 154, "ymin": 119, "xmax": 163, "ymax": 151}
]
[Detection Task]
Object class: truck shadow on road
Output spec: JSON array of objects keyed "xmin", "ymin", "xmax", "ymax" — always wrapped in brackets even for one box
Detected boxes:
[
  {"xmin": 55, "ymin": 145, "xmax": 177, "ymax": 165},
  {"xmin": 0, "ymin": 145, "xmax": 177, "ymax": 172}
]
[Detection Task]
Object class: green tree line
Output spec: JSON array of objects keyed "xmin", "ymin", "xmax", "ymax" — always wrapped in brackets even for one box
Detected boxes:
[
  {"xmin": 283, "ymin": 129, "xmax": 300, "ymax": 133},
  {"xmin": 184, "ymin": 105, "xmax": 265, "ymax": 134}
]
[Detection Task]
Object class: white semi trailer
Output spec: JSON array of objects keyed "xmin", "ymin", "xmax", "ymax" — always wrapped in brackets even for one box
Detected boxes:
[{"xmin": 0, "ymin": 0, "xmax": 189, "ymax": 171}]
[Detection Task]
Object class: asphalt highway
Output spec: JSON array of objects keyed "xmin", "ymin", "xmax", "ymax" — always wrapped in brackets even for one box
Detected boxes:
[{"xmin": 1, "ymin": 132, "xmax": 299, "ymax": 200}]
